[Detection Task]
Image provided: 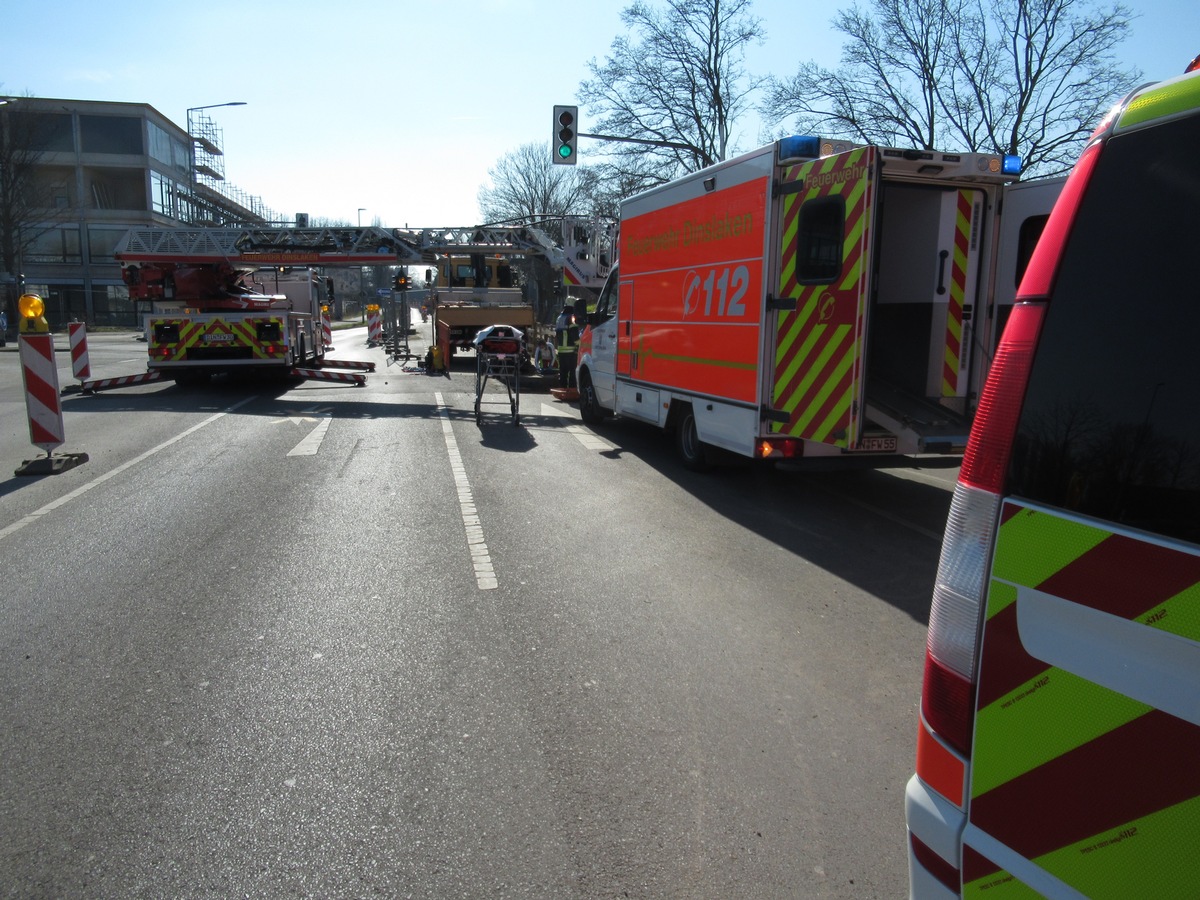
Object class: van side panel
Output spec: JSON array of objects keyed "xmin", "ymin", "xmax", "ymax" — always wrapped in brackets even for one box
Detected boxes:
[
  {"xmin": 618, "ymin": 174, "xmax": 770, "ymax": 406},
  {"xmin": 964, "ymin": 502, "xmax": 1200, "ymax": 896}
]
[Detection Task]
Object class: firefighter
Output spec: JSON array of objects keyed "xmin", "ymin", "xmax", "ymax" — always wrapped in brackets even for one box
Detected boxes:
[{"xmin": 555, "ymin": 302, "xmax": 579, "ymax": 388}]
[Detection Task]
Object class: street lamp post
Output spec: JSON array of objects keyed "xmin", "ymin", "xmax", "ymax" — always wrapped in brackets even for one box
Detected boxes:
[
  {"xmin": 186, "ymin": 102, "xmax": 246, "ymax": 225},
  {"xmin": 357, "ymin": 209, "xmax": 367, "ymax": 312}
]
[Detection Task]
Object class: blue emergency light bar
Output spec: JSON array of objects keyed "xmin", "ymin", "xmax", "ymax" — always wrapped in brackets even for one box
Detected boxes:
[
  {"xmin": 777, "ymin": 135, "xmax": 822, "ymax": 160},
  {"xmin": 1003, "ymin": 155, "xmax": 1023, "ymax": 175}
]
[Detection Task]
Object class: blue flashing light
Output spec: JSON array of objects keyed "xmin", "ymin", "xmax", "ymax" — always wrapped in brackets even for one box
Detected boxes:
[
  {"xmin": 779, "ymin": 135, "xmax": 821, "ymax": 160},
  {"xmin": 1002, "ymin": 154, "xmax": 1022, "ymax": 175}
]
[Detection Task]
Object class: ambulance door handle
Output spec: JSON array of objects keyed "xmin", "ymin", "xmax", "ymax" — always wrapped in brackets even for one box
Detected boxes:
[{"xmin": 936, "ymin": 249, "xmax": 949, "ymax": 295}]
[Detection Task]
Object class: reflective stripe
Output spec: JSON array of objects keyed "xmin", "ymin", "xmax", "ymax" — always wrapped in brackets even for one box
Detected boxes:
[
  {"xmin": 941, "ymin": 191, "xmax": 972, "ymax": 396},
  {"xmin": 966, "ymin": 502, "xmax": 1200, "ymax": 894},
  {"xmin": 1116, "ymin": 70, "xmax": 1200, "ymax": 132},
  {"xmin": 772, "ymin": 147, "xmax": 874, "ymax": 447}
]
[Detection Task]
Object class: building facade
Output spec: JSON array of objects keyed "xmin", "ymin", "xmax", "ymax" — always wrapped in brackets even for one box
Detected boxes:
[{"xmin": 0, "ymin": 97, "xmax": 276, "ymax": 330}]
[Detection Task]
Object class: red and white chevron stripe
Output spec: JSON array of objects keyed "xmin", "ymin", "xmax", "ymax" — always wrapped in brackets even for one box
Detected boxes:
[
  {"xmin": 69, "ymin": 322, "xmax": 91, "ymax": 380},
  {"xmin": 19, "ymin": 334, "xmax": 65, "ymax": 451},
  {"xmin": 291, "ymin": 367, "xmax": 366, "ymax": 386},
  {"xmin": 81, "ymin": 371, "xmax": 164, "ymax": 393}
]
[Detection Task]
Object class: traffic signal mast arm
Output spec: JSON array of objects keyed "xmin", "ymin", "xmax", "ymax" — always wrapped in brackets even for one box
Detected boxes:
[{"xmin": 577, "ymin": 131, "xmax": 714, "ymax": 168}]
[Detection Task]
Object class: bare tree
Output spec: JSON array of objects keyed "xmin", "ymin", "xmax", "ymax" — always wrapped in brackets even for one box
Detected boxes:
[
  {"xmin": 0, "ymin": 95, "xmax": 63, "ymax": 321},
  {"xmin": 579, "ymin": 0, "xmax": 765, "ymax": 191},
  {"xmin": 763, "ymin": 0, "xmax": 1140, "ymax": 176},
  {"xmin": 477, "ymin": 142, "xmax": 593, "ymax": 321},
  {"xmin": 476, "ymin": 142, "xmax": 589, "ymax": 225}
]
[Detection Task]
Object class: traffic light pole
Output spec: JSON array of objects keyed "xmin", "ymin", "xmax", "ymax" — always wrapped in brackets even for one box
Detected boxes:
[{"xmin": 577, "ymin": 132, "xmax": 713, "ymax": 168}]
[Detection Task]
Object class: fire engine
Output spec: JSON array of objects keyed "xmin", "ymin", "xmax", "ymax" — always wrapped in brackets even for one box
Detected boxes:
[
  {"xmin": 115, "ymin": 226, "xmax": 425, "ymax": 385},
  {"xmin": 575, "ymin": 136, "xmax": 1062, "ymax": 468}
]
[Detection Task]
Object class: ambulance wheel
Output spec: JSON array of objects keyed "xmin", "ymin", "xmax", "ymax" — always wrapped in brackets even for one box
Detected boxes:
[
  {"xmin": 675, "ymin": 409, "xmax": 711, "ymax": 471},
  {"xmin": 579, "ymin": 373, "xmax": 606, "ymax": 425}
]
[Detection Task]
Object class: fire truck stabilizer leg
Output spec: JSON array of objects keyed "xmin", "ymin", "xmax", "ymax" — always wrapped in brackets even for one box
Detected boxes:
[
  {"xmin": 80, "ymin": 370, "xmax": 165, "ymax": 393},
  {"xmin": 290, "ymin": 367, "xmax": 367, "ymax": 386}
]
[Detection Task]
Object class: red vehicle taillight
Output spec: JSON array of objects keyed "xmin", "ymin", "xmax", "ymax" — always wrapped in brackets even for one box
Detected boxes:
[{"xmin": 919, "ymin": 135, "xmax": 1103, "ymax": 777}]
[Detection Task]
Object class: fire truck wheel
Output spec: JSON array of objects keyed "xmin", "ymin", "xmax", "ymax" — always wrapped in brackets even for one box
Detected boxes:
[
  {"xmin": 675, "ymin": 408, "xmax": 711, "ymax": 471},
  {"xmin": 579, "ymin": 373, "xmax": 606, "ymax": 424}
]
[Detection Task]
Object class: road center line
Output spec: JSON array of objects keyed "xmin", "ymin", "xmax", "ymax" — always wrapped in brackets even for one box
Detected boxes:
[
  {"xmin": 435, "ymin": 391, "xmax": 498, "ymax": 590},
  {"xmin": 0, "ymin": 396, "xmax": 256, "ymax": 543}
]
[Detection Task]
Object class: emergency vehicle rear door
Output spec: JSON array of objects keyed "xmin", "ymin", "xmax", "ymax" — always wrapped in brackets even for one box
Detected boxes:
[{"xmin": 770, "ymin": 146, "xmax": 878, "ymax": 450}]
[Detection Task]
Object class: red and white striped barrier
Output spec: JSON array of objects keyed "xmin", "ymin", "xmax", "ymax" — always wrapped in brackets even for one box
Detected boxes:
[
  {"xmin": 291, "ymin": 367, "xmax": 366, "ymax": 386},
  {"xmin": 81, "ymin": 370, "xmax": 164, "ymax": 393},
  {"xmin": 322, "ymin": 310, "xmax": 333, "ymax": 348},
  {"xmin": 320, "ymin": 358, "xmax": 376, "ymax": 371},
  {"xmin": 367, "ymin": 308, "xmax": 382, "ymax": 345},
  {"xmin": 68, "ymin": 322, "xmax": 91, "ymax": 381},
  {"xmin": 19, "ymin": 333, "xmax": 66, "ymax": 452}
]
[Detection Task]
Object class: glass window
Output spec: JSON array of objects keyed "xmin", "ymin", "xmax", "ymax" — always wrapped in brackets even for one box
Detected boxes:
[
  {"xmin": 151, "ymin": 171, "xmax": 173, "ymax": 215},
  {"xmin": 9, "ymin": 111, "xmax": 74, "ymax": 152},
  {"xmin": 92, "ymin": 284, "xmax": 136, "ymax": 326},
  {"xmin": 88, "ymin": 227, "xmax": 129, "ymax": 263},
  {"xmin": 148, "ymin": 122, "xmax": 172, "ymax": 166},
  {"xmin": 797, "ymin": 196, "xmax": 844, "ymax": 282},
  {"xmin": 147, "ymin": 123, "xmax": 191, "ymax": 174},
  {"xmin": 80, "ymin": 115, "xmax": 143, "ymax": 155},
  {"xmin": 26, "ymin": 226, "xmax": 82, "ymax": 263},
  {"xmin": 1008, "ymin": 114, "xmax": 1200, "ymax": 543},
  {"xmin": 1014, "ymin": 214, "xmax": 1050, "ymax": 288},
  {"xmin": 592, "ymin": 266, "xmax": 619, "ymax": 322}
]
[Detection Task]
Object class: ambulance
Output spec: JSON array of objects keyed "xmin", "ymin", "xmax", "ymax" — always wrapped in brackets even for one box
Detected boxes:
[
  {"xmin": 576, "ymin": 135, "xmax": 1061, "ymax": 469},
  {"xmin": 905, "ymin": 61, "xmax": 1200, "ymax": 896}
]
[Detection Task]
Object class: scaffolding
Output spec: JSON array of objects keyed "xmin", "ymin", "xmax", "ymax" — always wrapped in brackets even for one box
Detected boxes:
[{"xmin": 188, "ymin": 110, "xmax": 279, "ymax": 226}]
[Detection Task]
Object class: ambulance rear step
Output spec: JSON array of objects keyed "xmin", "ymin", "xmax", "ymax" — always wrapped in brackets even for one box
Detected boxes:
[{"xmin": 863, "ymin": 379, "xmax": 971, "ymax": 454}]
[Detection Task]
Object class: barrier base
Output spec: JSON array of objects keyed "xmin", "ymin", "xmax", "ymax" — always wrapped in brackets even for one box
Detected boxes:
[{"xmin": 15, "ymin": 451, "xmax": 90, "ymax": 477}]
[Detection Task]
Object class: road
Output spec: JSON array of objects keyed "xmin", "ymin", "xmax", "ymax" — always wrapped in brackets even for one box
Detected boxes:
[{"xmin": 0, "ymin": 326, "xmax": 956, "ymax": 898}]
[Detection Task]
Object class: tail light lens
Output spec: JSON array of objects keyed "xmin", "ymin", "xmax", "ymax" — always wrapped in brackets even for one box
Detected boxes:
[{"xmin": 921, "ymin": 303, "xmax": 1042, "ymax": 759}]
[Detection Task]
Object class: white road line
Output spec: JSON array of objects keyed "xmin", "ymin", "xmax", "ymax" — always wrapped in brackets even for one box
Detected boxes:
[
  {"xmin": 287, "ymin": 415, "xmax": 332, "ymax": 457},
  {"xmin": 540, "ymin": 403, "xmax": 613, "ymax": 451},
  {"xmin": 0, "ymin": 397, "xmax": 256, "ymax": 543},
  {"xmin": 435, "ymin": 391, "xmax": 498, "ymax": 590}
]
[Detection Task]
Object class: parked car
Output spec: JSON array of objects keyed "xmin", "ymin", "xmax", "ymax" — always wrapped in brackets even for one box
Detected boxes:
[{"xmin": 905, "ymin": 58, "xmax": 1200, "ymax": 898}]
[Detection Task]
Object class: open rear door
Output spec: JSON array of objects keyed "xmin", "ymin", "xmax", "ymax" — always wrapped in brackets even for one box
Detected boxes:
[{"xmin": 770, "ymin": 146, "xmax": 878, "ymax": 450}]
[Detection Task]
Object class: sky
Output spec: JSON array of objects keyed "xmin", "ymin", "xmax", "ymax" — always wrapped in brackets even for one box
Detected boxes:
[{"xmin": 3, "ymin": 0, "xmax": 1197, "ymax": 229}]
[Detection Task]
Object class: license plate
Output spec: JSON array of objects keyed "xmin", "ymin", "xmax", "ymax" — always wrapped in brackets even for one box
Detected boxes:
[{"xmin": 856, "ymin": 435, "xmax": 897, "ymax": 452}]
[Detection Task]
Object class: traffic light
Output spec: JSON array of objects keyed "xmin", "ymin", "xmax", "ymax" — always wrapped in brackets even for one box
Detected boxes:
[
  {"xmin": 553, "ymin": 105, "xmax": 578, "ymax": 165},
  {"xmin": 393, "ymin": 271, "xmax": 409, "ymax": 291}
]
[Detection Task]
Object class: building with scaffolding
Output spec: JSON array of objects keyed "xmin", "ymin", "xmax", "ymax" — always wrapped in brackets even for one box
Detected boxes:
[{"xmin": 0, "ymin": 97, "xmax": 280, "ymax": 330}]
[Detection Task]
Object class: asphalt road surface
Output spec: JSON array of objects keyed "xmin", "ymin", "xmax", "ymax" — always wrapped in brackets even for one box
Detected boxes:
[{"xmin": 0, "ymin": 325, "xmax": 957, "ymax": 898}]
